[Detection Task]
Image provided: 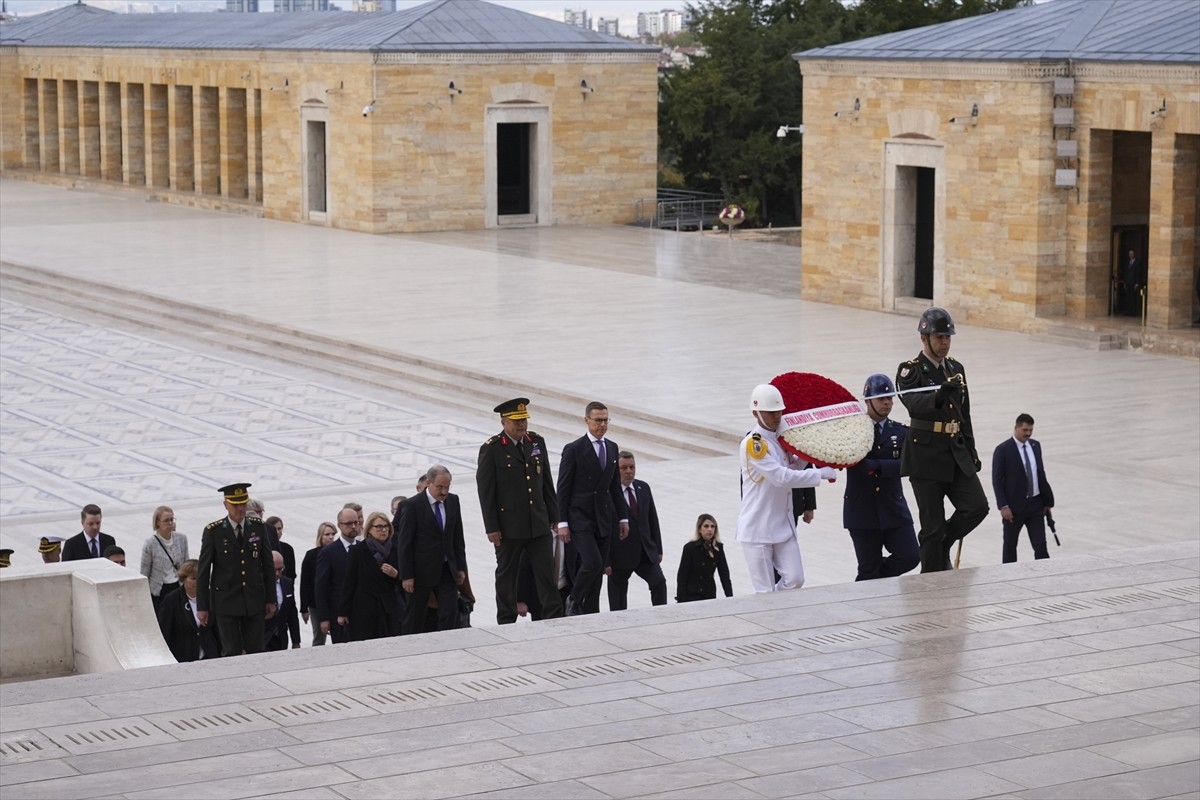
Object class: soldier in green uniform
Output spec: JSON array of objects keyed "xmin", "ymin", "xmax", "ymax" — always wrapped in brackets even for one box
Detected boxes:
[
  {"xmin": 196, "ymin": 483, "xmax": 277, "ymax": 655},
  {"xmin": 477, "ymin": 398, "xmax": 563, "ymax": 624},
  {"xmin": 895, "ymin": 308, "xmax": 989, "ymax": 573}
]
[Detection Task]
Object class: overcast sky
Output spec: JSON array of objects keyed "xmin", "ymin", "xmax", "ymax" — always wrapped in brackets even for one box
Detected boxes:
[{"xmin": 5, "ymin": 1, "xmax": 684, "ymax": 33}]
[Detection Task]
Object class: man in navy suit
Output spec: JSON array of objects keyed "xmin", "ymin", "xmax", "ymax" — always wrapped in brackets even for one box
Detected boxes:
[
  {"xmin": 842, "ymin": 375, "xmax": 919, "ymax": 581},
  {"xmin": 992, "ymin": 413, "xmax": 1055, "ymax": 563},
  {"xmin": 316, "ymin": 506, "xmax": 360, "ymax": 643},
  {"xmin": 608, "ymin": 451, "xmax": 667, "ymax": 610},
  {"xmin": 398, "ymin": 465, "xmax": 468, "ymax": 634},
  {"xmin": 557, "ymin": 402, "xmax": 629, "ymax": 616},
  {"xmin": 264, "ymin": 551, "xmax": 301, "ymax": 650},
  {"xmin": 61, "ymin": 504, "xmax": 116, "ymax": 561}
]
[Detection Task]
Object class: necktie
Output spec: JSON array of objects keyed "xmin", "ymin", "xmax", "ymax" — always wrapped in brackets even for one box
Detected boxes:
[
  {"xmin": 516, "ymin": 439, "xmax": 525, "ymax": 459},
  {"xmin": 236, "ymin": 523, "xmax": 243, "ymax": 542},
  {"xmin": 874, "ymin": 422, "xmax": 883, "ymax": 447},
  {"xmin": 596, "ymin": 439, "xmax": 605, "ymax": 464},
  {"xmin": 1022, "ymin": 443, "xmax": 1035, "ymax": 497},
  {"xmin": 626, "ymin": 486, "xmax": 638, "ymax": 518},
  {"xmin": 90, "ymin": 537, "xmax": 99, "ymax": 558},
  {"xmin": 434, "ymin": 501, "xmax": 444, "ymax": 531}
]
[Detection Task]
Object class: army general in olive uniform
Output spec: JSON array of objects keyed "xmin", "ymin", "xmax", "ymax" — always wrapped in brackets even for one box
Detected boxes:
[
  {"xmin": 477, "ymin": 398, "xmax": 564, "ymax": 624},
  {"xmin": 197, "ymin": 483, "xmax": 277, "ymax": 655},
  {"xmin": 895, "ymin": 308, "xmax": 989, "ymax": 573}
]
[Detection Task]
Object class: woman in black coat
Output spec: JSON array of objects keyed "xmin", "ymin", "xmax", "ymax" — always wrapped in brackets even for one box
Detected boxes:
[
  {"xmin": 157, "ymin": 559, "xmax": 222, "ymax": 662},
  {"xmin": 337, "ymin": 511, "xmax": 404, "ymax": 640},
  {"xmin": 301, "ymin": 522, "xmax": 337, "ymax": 646},
  {"xmin": 676, "ymin": 514, "xmax": 733, "ymax": 602}
]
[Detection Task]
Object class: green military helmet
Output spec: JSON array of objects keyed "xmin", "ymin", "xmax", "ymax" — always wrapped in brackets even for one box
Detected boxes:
[{"xmin": 917, "ymin": 307, "xmax": 955, "ymax": 336}]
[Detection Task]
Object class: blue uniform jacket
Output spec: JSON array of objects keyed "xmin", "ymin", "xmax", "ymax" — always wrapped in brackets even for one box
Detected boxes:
[{"xmin": 843, "ymin": 418, "xmax": 914, "ymax": 531}]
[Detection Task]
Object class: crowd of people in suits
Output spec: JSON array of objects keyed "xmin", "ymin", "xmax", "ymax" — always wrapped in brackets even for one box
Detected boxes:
[{"xmin": 14, "ymin": 327, "xmax": 1055, "ymax": 660}]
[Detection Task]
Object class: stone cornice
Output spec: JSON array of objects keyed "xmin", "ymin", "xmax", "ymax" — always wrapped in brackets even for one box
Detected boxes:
[
  {"xmin": 376, "ymin": 51, "xmax": 659, "ymax": 65},
  {"xmin": 799, "ymin": 59, "xmax": 1198, "ymax": 85}
]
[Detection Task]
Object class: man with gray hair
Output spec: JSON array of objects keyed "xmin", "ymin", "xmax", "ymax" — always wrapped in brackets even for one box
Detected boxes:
[{"xmin": 398, "ymin": 465, "xmax": 468, "ymax": 634}]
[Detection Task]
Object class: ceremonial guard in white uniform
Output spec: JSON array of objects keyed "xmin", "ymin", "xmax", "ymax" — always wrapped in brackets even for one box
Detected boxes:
[{"xmin": 737, "ymin": 384, "xmax": 837, "ymax": 593}]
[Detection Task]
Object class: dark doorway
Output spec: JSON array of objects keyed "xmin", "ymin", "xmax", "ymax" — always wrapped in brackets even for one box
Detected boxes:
[
  {"xmin": 1111, "ymin": 225, "xmax": 1148, "ymax": 317},
  {"xmin": 306, "ymin": 119, "xmax": 326, "ymax": 214},
  {"xmin": 497, "ymin": 123, "xmax": 531, "ymax": 216},
  {"xmin": 1110, "ymin": 131, "xmax": 1151, "ymax": 318},
  {"xmin": 914, "ymin": 167, "xmax": 935, "ymax": 300}
]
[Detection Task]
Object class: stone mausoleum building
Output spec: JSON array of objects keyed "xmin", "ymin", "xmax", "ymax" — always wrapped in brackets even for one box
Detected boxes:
[
  {"xmin": 795, "ymin": 0, "xmax": 1199, "ymax": 334},
  {"xmin": 0, "ymin": 0, "xmax": 658, "ymax": 233}
]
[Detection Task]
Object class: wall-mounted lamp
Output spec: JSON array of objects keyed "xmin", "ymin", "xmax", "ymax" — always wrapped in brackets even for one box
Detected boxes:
[
  {"xmin": 776, "ymin": 124, "xmax": 804, "ymax": 139},
  {"xmin": 241, "ymin": 72, "xmax": 253, "ymax": 82},
  {"xmin": 580, "ymin": 79, "xmax": 595, "ymax": 95},
  {"xmin": 325, "ymin": 80, "xmax": 344, "ymax": 95},
  {"xmin": 362, "ymin": 101, "xmax": 376, "ymax": 117},
  {"xmin": 448, "ymin": 80, "xmax": 462, "ymax": 97},
  {"xmin": 1150, "ymin": 99, "xmax": 1168, "ymax": 121},
  {"xmin": 834, "ymin": 97, "xmax": 860, "ymax": 119},
  {"xmin": 269, "ymin": 77, "xmax": 289, "ymax": 93},
  {"xmin": 949, "ymin": 103, "xmax": 979, "ymax": 125}
]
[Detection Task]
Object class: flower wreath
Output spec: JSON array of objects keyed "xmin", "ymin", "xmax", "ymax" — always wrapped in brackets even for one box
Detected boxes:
[{"xmin": 770, "ymin": 372, "xmax": 873, "ymax": 468}]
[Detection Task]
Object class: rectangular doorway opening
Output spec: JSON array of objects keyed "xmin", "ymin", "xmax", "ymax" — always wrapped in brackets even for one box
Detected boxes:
[
  {"xmin": 913, "ymin": 167, "xmax": 935, "ymax": 300},
  {"xmin": 305, "ymin": 119, "xmax": 327, "ymax": 217},
  {"xmin": 497, "ymin": 122, "xmax": 532, "ymax": 219}
]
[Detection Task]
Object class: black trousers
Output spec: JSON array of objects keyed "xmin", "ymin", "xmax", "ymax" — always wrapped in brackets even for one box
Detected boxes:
[
  {"xmin": 909, "ymin": 471, "xmax": 989, "ymax": 573},
  {"xmin": 403, "ymin": 563, "xmax": 460, "ymax": 634},
  {"xmin": 1002, "ymin": 497, "xmax": 1049, "ymax": 563},
  {"xmin": 567, "ymin": 530, "xmax": 610, "ymax": 613},
  {"xmin": 215, "ymin": 612, "xmax": 265, "ymax": 656},
  {"xmin": 607, "ymin": 556, "xmax": 668, "ymax": 610},
  {"xmin": 496, "ymin": 535, "xmax": 562, "ymax": 624},
  {"xmin": 847, "ymin": 524, "xmax": 920, "ymax": 581}
]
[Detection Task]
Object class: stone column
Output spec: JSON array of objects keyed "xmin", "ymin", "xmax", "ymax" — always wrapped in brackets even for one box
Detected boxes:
[
  {"xmin": 147, "ymin": 83, "xmax": 170, "ymax": 188},
  {"xmin": 101, "ymin": 81, "xmax": 122, "ymax": 182},
  {"xmin": 60, "ymin": 80, "xmax": 80, "ymax": 175},
  {"xmin": 80, "ymin": 80, "xmax": 100, "ymax": 178},
  {"xmin": 40, "ymin": 79, "xmax": 60, "ymax": 172},
  {"xmin": 1148, "ymin": 132, "xmax": 1199, "ymax": 329},
  {"xmin": 124, "ymin": 82, "xmax": 146, "ymax": 186},
  {"xmin": 221, "ymin": 86, "xmax": 248, "ymax": 200},
  {"xmin": 171, "ymin": 85, "xmax": 194, "ymax": 192}
]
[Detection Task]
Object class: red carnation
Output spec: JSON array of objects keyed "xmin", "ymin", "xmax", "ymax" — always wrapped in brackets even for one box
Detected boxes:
[{"xmin": 769, "ymin": 372, "xmax": 873, "ymax": 468}]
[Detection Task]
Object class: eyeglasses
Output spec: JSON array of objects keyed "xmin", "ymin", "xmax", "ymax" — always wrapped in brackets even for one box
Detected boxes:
[
  {"xmin": 369, "ymin": 524, "xmax": 390, "ymax": 531},
  {"xmin": 338, "ymin": 521, "xmax": 360, "ymax": 528},
  {"xmin": 589, "ymin": 418, "xmax": 611, "ymax": 425}
]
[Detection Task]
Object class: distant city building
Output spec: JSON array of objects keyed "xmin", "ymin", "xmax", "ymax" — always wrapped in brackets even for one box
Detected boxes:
[
  {"xmin": 563, "ymin": 8, "xmax": 590, "ymax": 30},
  {"xmin": 638, "ymin": 9, "xmax": 684, "ymax": 38},
  {"xmin": 225, "ymin": 0, "xmax": 258, "ymax": 11},
  {"xmin": 636, "ymin": 11, "xmax": 660, "ymax": 38},
  {"xmin": 276, "ymin": 0, "xmax": 331, "ymax": 10},
  {"xmin": 596, "ymin": 17, "xmax": 618, "ymax": 36},
  {"xmin": 356, "ymin": 0, "xmax": 395, "ymax": 9},
  {"xmin": 662, "ymin": 10, "xmax": 683, "ymax": 34}
]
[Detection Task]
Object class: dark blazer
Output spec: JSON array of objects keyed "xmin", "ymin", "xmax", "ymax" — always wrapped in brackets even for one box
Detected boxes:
[
  {"xmin": 792, "ymin": 486, "xmax": 816, "ymax": 524},
  {"xmin": 264, "ymin": 575, "xmax": 301, "ymax": 650},
  {"xmin": 338, "ymin": 538, "xmax": 402, "ymax": 640},
  {"xmin": 398, "ymin": 493, "xmax": 468, "ymax": 585},
  {"xmin": 157, "ymin": 587, "xmax": 221, "ymax": 663},
  {"xmin": 299, "ymin": 546, "xmax": 320, "ymax": 614},
  {"xmin": 276, "ymin": 541, "xmax": 296, "ymax": 581},
  {"xmin": 676, "ymin": 539, "xmax": 732, "ymax": 602},
  {"xmin": 61, "ymin": 532, "xmax": 116, "ymax": 562},
  {"xmin": 992, "ymin": 437, "xmax": 1055, "ymax": 517},
  {"xmin": 844, "ymin": 418, "xmax": 914, "ymax": 530},
  {"xmin": 315, "ymin": 539, "xmax": 353, "ymax": 625},
  {"xmin": 196, "ymin": 517, "xmax": 275, "ymax": 617},
  {"xmin": 896, "ymin": 352, "xmax": 980, "ymax": 481},
  {"xmin": 476, "ymin": 430, "xmax": 558, "ymax": 539},
  {"xmin": 556, "ymin": 435, "xmax": 626, "ymax": 538},
  {"xmin": 610, "ymin": 480, "xmax": 662, "ymax": 571}
]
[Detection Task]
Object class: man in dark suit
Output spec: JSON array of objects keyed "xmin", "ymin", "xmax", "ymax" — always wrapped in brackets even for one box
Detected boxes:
[
  {"xmin": 557, "ymin": 402, "xmax": 628, "ymax": 616},
  {"xmin": 842, "ymin": 374, "xmax": 919, "ymax": 581},
  {"xmin": 992, "ymin": 413, "xmax": 1056, "ymax": 563},
  {"xmin": 895, "ymin": 307, "xmax": 989, "ymax": 573},
  {"xmin": 608, "ymin": 451, "xmax": 667, "ymax": 611},
  {"xmin": 61, "ymin": 504, "xmax": 116, "ymax": 561},
  {"xmin": 477, "ymin": 397, "xmax": 563, "ymax": 624},
  {"xmin": 398, "ymin": 465, "xmax": 468, "ymax": 634},
  {"xmin": 316, "ymin": 506, "xmax": 360, "ymax": 643},
  {"xmin": 264, "ymin": 551, "xmax": 301, "ymax": 650},
  {"xmin": 196, "ymin": 483, "xmax": 277, "ymax": 656}
]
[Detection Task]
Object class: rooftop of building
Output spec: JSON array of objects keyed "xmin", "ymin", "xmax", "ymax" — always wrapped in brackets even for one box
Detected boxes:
[
  {"xmin": 794, "ymin": 0, "xmax": 1200, "ymax": 64},
  {"xmin": 0, "ymin": 0, "xmax": 658, "ymax": 54}
]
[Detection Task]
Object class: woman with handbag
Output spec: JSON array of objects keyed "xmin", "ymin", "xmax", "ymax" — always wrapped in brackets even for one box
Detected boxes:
[{"xmin": 139, "ymin": 505, "xmax": 189, "ymax": 611}]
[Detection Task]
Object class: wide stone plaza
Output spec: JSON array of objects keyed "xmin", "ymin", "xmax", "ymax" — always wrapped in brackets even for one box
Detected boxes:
[{"xmin": 0, "ymin": 179, "xmax": 1198, "ymax": 798}]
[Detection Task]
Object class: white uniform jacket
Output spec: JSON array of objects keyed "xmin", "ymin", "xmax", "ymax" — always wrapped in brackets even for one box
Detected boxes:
[{"xmin": 737, "ymin": 424, "xmax": 826, "ymax": 545}]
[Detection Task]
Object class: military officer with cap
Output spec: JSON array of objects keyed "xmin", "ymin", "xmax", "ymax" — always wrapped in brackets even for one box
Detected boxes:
[
  {"xmin": 477, "ymin": 398, "xmax": 563, "ymax": 624},
  {"xmin": 895, "ymin": 307, "xmax": 989, "ymax": 572},
  {"xmin": 196, "ymin": 482, "xmax": 277, "ymax": 656},
  {"xmin": 39, "ymin": 536, "xmax": 64, "ymax": 563},
  {"xmin": 842, "ymin": 374, "xmax": 919, "ymax": 580}
]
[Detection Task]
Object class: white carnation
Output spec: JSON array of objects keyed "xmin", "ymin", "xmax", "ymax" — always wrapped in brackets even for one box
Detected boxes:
[{"xmin": 780, "ymin": 413, "xmax": 874, "ymax": 468}]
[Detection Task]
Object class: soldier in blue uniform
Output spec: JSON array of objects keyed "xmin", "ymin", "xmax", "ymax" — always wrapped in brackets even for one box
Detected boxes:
[
  {"xmin": 895, "ymin": 308, "xmax": 989, "ymax": 572},
  {"xmin": 842, "ymin": 374, "xmax": 920, "ymax": 581}
]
